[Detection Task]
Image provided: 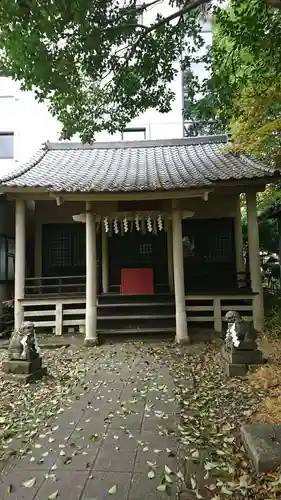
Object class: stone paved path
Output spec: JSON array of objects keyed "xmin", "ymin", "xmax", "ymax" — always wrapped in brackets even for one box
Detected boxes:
[{"xmin": 0, "ymin": 345, "xmax": 181, "ymax": 499}]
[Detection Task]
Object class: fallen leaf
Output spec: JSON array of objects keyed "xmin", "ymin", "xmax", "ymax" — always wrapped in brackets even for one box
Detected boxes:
[
  {"xmin": 148, "ymin": 470, "xmax": 155, "ymax": 479},
  {"xmin": 48, "ymin": 491, "xmax": 59, "ymax": 500},
  {"xmin": 108, "ymin": 485, "xmax": 117, "ymax": 494},
  {"xmin": 147, "ymin": 461, "xmax": 157, "ymax": 469},
  {"xmin": 190, "ymin": 477, "xmax": 197, "ymax": 490},
  {"xmin": 157, "ymin": 484, "xmax": 166, "ymax": 492},
  {"xmin": 165, "ymin": 474, "xmax": 173, "ymax": 483},
  {"xmin": 22, "ymin": 477, "xmax": 36, "ymax": 488},
  {"xmin": 164, "ymin": 465, "xmax": 172, "ymax": 475}
]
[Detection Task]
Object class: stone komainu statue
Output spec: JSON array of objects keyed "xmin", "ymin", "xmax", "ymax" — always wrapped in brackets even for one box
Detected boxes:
[
  {"xmin": 224, "ymin": 310, "xmax": 257, "ymax": 351},
  {"xmin": 8, "ymin": 321, "xmax": 41, "ymax": 361}
]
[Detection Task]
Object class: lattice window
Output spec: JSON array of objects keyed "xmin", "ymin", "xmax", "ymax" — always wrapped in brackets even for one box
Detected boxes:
[
  {"xmin": 139, "ymin": 243, "xmax": 152, "ymax": 256},
  {"xmin": 205, "ymin": 234, "xmax": 232, "ymax": 262},
  {"xmin": 7, "ymin": 238, "xmax": 15, "ymax": 280},
  {"xmin": 0, "ymin": 235, "xmax": 15, "ymax": 282},
  {"xmin": 43, "ymin": 224, "xmax": 86, "ymax": 272},
  {"xmin": 50, "ymin": 231, "xmax": 71, "ymax": 267},
  {"xmin": 215, "ymin": 235, "xmax": 230, "ymax": 259}
]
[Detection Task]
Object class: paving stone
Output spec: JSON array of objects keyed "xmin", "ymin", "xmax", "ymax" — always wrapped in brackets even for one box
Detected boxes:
[
  {"xmin": 54, "ymin": 448, "xmax": 99, "ymax": 471},
  {"xmin": 82, "ymin": 405, "xmax": 115, "ymax": 417},
  {"xmin": 52, "ymin": 415, "xmax": 84, "ymax": 429},
  {"xmin": 93, "ymin": 445, "xmax": 137, "ymax": 472},
  {"xmin": 77, "ymin": 411, "xmax": 113, "ymax": 431},
  {"xmin": 11, "ymin": 429, "xmax": 97, "ymax": 472},
  {"xmin": 110, "ymin": 411, "xmax": 144, "ymax": 431},
  {"xmin": 120, "ymin": 390, "xmax": 147, "ymax": 406},
  {"xmin": 102, "ymin": 429, "xmax": 140, "ymax": 450},
  {"xmin": 68, "ymin": 395, "xmax": 99, "ymax": 410},
  {"xmin": 69, "ymin": 428, "xmax": 107, "ymax": 447},
  {"xmin": 25, "ymin": 438, "xmax": 101, "ymax": 472},
  {"xmin": 0, "ymin": 469, "xmax": 45, "ymax": 499},
  {"xmin": 139, "ymin": 430, "xmax": 178, "ymax": 452},
  {"xmin": 10, "ymin": 445, "xmax": 57, "ymax": 471},
  {"xmin": 241, "ymin": 424, "xmax": 281, "ymax": 472},
  {"xmin": 98, "ymin": 379, "xmax": 124, "ymax": 389},
  {"xmin": 2, "ymin": 347, "xmax": 182, "ymax": 499},
  {"xmin": 82, "ymin": 471, "xmax": 131, "ymax": 499},
  {"xmin": 52, "ymin": 407, "xmax": 89, "ymax": 427},
  {"xmin": 146, "ymin": 396, "xmax": 177, "ymax": 412},
  {"xmin": 134, "ymin": 446, "xmax": 177, "ymax": 473},
  {"xmin": 94, "ymin": 390, "xmax": 123, "ymax": 410},
  {"xmin": 28, "ymin": 428, "xmax": 74, "ymax": 450},
  {"xmin": 35, "ymin": 470, "xmax": 89, "ymax": 499},
  {"xmin": 129, "ymin": 472, "xmax": 177, "ymax": 499},
  {"xmin": 119, "ymin": 398, "xmax": 146, "ymax": 414},
  {"xmin": 142, "ymin": 414, "xmax": 177, "ymax": 433}
]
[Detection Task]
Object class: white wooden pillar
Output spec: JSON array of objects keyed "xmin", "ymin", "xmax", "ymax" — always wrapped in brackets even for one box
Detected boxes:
[
  {"xmin": 246, "ymin": 190, "xmax": 264, "ymax": 331},
  {"xmin": 85, "ymin": 202, "xmax": 98, "ymax": 345},
  {"xmin": 14, "ymin": 199, "xmax": 26, "ymax": 330},
  {"xmin": 235, "ymin": 194, "xmax": 245, "ymax": 287},
  {"xmin": 172, "ymin": 201, "xmax": 190, "ymax": 344},
  {"xmin": 167, "ymin": 219, "xmax": 174, "ymax": 291},
  {"xmin": 101, "ymin": 225, "xmax": 109, "ymax": 294},
  {"xmin": 0, "ymin": 201, "xmax": 7, "ymax": 330}
]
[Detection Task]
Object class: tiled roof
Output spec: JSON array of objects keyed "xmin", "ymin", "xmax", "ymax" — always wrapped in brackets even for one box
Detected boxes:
[{"xmin": 0, "ymin": 135, "xmax": 278, "ymax": 192}]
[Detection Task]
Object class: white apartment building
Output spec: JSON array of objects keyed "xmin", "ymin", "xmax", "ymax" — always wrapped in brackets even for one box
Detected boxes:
[{"xmin": 0, "ymin": 8, "xmax": 212, "ymax": 177}]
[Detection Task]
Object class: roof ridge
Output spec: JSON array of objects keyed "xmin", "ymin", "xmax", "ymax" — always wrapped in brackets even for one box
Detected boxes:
[
  {"xmin": 45, "ymin": 135, "xmax": 228, "ymax": 150},
  {"xmin": 0, "ymin": 148, "xmax": 47, "ymax": 184}
]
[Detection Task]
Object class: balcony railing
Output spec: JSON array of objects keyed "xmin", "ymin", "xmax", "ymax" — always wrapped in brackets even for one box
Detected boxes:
[
  {"xmin": 25, "ymin": 276, "xmax": 87, "ymax": 296},
  {"xmin": 24, "ymin": 271, "xmax": 251, "ymax": 297}
]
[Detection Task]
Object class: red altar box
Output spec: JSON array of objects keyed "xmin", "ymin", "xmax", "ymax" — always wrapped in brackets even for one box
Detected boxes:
[{"xmin": 121, "ymin": 268, "xmax": 154, "ymax": 295}]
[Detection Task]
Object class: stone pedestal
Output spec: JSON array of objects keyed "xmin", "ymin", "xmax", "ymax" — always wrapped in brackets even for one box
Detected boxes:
[
  {"xmin": 241, "ymin": 424, "xmax": 281, "ymax": 472},
  {"xmin": 221, "ymin": 344, "xmax": 263, "ymax": 377},
  {"xmin": 2, "ymin": 357, "xmax": 47, "ymax": 384}
]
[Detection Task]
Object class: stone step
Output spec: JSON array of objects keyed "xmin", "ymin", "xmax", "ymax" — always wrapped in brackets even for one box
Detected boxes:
[
  {"xmin": 97, "ymin": 301, "xmax": 175, "ymax": 308},
  {"xmin": 98, "ymin": 326, "xmax": 175, "ymax": 335},
  {"xmin": 96, "ymin": 304, "xmax": 175, "ymax": 317},
  {"xmin": 98, "ymin": 293, "xmax": 174, "ymax": 305},
  {"xmin": 96, "ymin": 316, "xmax": 176, "ymax": 330},
  {"xmin": 98, "ymin": 314, "xmax": 175, "ymax": 320}
]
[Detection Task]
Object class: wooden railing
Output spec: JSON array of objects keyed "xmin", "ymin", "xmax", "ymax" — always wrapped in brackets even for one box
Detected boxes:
[
  {"xmin": 25, "ymin": 271, "xmax": 251, "ymax": 296},
  {"xmin": 20, "ymin": 292, "xmax": 255, "ymax": 336},
  {"xmin": 22, "ymin": 297, "xmax": 86, "ymax": 335},
  {"xmin": 184, "ymin": 271, "xmax": 251, "ymax": 292},
  {"xmin": 25, "ymin": 276, "xmax": 86, "ymax": 296},
  {"xmin": 185, "ymin": 294, "xmax": 254, "ymax": 332}
]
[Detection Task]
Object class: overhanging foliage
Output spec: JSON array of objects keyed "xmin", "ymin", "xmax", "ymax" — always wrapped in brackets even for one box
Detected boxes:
[{"xmin": 0, "ymin": 0, "xmax": 215, "ymax": 141}]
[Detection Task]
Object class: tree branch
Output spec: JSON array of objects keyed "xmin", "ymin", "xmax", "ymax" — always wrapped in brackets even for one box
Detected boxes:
[
  {"xmin": 144, "ymin": 0, "xmax": 212, "ymax": 34},
  {"xmin": 117, "ymin": 0, "xmax": 212, "ymax": 82}
]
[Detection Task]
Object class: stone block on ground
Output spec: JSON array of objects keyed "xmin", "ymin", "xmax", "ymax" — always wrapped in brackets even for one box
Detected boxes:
[
  {"xmin": 3, "ymin": 367, "xmax": 47, "ymax": 384},
  {"xmin": 225, "ymin": 349, "xmax": 263, "ymax": 365},
  {"xmin": 2, "ymin": 357, "xmax": 42, "ymax": 374},
  {"xmin": 241, "ymin": 424, "xmax": 281, "ymax": 472},
  {"xmin": 221, "ymin": 358, "xmax": 248, "ymax": 377}
]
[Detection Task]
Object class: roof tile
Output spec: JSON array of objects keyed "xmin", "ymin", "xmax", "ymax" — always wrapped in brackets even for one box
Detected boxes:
[{"xmin": 0, "ymin": 136, "xmax": 278, "ymax": 192}]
